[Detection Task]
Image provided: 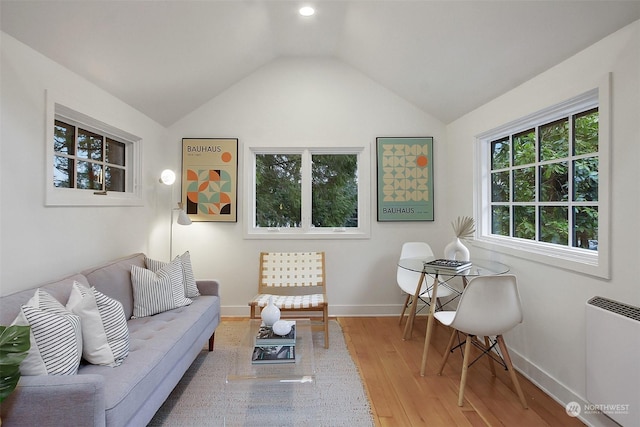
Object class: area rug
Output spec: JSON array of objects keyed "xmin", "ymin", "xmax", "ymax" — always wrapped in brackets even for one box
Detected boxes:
[{"xmin": 148, "ymin": 320, "xmax": 374, "ymax": 426}]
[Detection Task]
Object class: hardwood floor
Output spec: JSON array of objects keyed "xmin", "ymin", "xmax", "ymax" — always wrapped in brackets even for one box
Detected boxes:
[{"xmin": 337, "ymin": 316, "xmax": 584, "ymax": 427}]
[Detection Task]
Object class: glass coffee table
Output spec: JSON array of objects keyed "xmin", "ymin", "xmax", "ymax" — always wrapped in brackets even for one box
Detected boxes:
[{"xmin": 224, "ymin": 319, "xmax": 318, "ymax": 425}]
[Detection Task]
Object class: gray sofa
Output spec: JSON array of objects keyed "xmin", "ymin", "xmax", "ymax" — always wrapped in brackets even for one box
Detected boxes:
[{"xmin": 0, "ymin": 253, "xmax": 221, "ymax": 427}]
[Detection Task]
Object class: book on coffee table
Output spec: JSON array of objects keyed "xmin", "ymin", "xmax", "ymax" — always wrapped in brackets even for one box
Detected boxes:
[
  {"xmin": 255, "ymin": 321, "xmax": 297, "ymax": 346},
  {"xmin": 251, "ymin": 345, "xmax": 296, "ymax": 364},
  {"xmin": 423, "ymin": 259, "xmax": 472, "ymax": 272}
]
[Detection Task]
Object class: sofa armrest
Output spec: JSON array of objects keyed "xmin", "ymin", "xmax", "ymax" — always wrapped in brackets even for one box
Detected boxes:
[
  {"xmin": 196, "ymin": 279, "xmax": 220, "ymax": 296},
  {"xmin": 0, "ymin": 374, "xmax": 105, "ymax": 427}
]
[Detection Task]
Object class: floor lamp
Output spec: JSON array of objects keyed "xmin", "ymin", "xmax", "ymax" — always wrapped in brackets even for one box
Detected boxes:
[{"xmin": 160, "ymin": 169, "xmax": 192, "ymax": 260}]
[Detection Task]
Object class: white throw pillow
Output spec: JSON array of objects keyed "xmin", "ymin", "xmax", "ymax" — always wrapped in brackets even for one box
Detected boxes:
[
  {"xmin": 131, "ymin": 257, "xmax": 192, "ymax": 318},
  {"xmin": 12, "ymin": 289, "xmax": 82, "ymax": 376},
  {"xmin": 66, "ymin": 282, "xmax": 129, "ymax": 366},
  {"xmin": 145, "ymin": 251, "xmax": 200, "ymax": 298}
]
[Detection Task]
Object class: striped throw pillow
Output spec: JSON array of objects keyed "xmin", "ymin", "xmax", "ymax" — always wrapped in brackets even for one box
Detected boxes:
[
  {"xmin": 131, "ymin": 257, "xmax": 192, "ymax": 318},
  {"xmin": 145, "ymin": 251, "xmax": 200, "ymax": 298},
  {"xmin": 178, "ymin": 251, "xmax": 200, "ymax": 298},
  {"xmin": 12, "ymin": 289, "xmax": 82, "ymax": 376},
  {"xmin": 66, "ymin": 282, "xmax": 129, "ymax": 366}
]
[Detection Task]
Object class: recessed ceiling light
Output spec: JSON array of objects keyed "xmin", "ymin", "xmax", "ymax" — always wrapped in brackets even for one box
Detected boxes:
[{"xmin": 299, "ymin": 6, "xmax": 315, "ymax": 17}]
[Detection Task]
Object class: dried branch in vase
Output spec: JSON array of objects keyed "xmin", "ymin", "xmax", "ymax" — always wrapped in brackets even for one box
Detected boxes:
[{"xmin": 452, "ymin": 216, "xmax": 475, "ymax": 240}]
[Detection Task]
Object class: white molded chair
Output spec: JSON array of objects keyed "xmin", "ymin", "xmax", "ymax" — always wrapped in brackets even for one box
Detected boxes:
[
  {"xmin": 397, "ymin": 242, "xmax": 456, "ymax": 326},
  {"xmin": 435, "ymin": 274, "xmax": 528, "ymax": 408}
]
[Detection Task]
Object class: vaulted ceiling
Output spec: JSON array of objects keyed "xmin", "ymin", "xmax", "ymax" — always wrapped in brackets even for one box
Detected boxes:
[{"xmin": 2, "ymin": 1, "xmax": 639, "ymax": 126}]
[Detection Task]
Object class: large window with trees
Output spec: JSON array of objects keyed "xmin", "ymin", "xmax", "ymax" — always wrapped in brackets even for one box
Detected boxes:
[
  {"xmin": 489, "ymin": 108, "xmax": 599, "ymax": 248},
  {"xmin": 475, "ymin": 83, "xmax": 610, "ymax": 278},
  {"xmin": 245, "ymin": 146, "xmax": 370, "ymax": 238}
]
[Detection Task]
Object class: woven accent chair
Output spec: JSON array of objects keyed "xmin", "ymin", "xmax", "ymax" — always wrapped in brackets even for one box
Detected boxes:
[{"xmin": 248, "ymin": 252, "xmax": 329, "ymax": 348}]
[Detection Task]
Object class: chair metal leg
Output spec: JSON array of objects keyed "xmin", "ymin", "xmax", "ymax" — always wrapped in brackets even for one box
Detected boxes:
[
  {"xmin": 496, "ymin": 335, "xmax": 528, "ymax": 409},
  {"xmin": 438, "ymin": 327, "xmax": 457, "ymax": 375},
  {"xmin": 458, "ymin": 335, "xmax": 473, "ymax": 406}
]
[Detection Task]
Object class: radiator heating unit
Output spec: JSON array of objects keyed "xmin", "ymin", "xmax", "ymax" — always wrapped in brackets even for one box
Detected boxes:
[{"xmin": 586, "ymin": 296, "xmax": 640, "ymax": 427}]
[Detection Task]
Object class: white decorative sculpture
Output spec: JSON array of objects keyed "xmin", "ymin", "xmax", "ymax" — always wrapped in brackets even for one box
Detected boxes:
[
  {"xmin": 444, "ymin": 216, "xmax": 475, "ymax": 261},
  {"xmin": 272, "ymin": 320, "xmax": 292, "ymax": 336},
  {"xmin": 260, "ymin": 296, "xmax": 281, "ymax": 326}
]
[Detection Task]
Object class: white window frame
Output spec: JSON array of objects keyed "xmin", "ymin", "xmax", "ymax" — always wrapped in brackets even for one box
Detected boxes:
[
  {"xmin": 244, "ymin": 145, "xmax": 370, "ymax": 239},
  {"xmin": 473, "ymin": 76, "xmax": 610, "ymax": 279},
  {"xmin": 45, "ymin": 90, "xmax": 143, "ymax": 206}
]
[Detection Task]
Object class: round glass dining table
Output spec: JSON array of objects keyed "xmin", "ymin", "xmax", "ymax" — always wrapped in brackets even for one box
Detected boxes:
[
  {"xmin": 397, "ymin": 257, "xmax": 510, "ymax": 376},
  {"xmin": 397, "ymin": 257, "xmax": 509, "ymax": 278}
]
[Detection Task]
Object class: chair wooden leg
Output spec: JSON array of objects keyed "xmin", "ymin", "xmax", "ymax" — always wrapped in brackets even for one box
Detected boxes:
[
  {"xmin": 458, "ymin": 335, "xmax": 473, "ymax": 406},
  {"xmin": 404, "ymin": 272, "xmax": 426, "ymax": 341},
  {"xmin": 484, "ymin": 336, "xmax": 496, "ymax": 376},
  {"xmin": 398, "ymin": 294, "xmax": 411, "ymax": 325},
  {"xmin": 438, "ymin": 327, "xmax": 457, "ymax": 375},
  {"xmin": 496, "ymin": 335, "xmax": 528, "ymax": 409},
  {"xmin": 323, "ymin": 306, "xmax": 329, "ymax": 349}
]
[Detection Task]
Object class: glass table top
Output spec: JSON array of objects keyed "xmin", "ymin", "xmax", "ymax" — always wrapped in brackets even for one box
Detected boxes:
[{"xmin": 397, "ymin": 257, "xmax": 510, "ymax": 276}]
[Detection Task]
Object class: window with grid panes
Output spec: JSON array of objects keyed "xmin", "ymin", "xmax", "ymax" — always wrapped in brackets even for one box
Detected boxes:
[
  {"xmin": 54, "ymin": 119, "xmax": 128, "ymax": 192},
  {"xmin": 489, "ymin": 108, "xmax": 599, "ymax": 249},
  {"xmin": 475, "ymin": 84, "xmax": 610, "ymax": 278},
  {"xmin": 46, "ymin": 97, "xmax": 142, "ymax": 206}
]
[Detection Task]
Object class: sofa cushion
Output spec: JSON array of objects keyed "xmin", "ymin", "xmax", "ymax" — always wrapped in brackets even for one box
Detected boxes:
[
  {"xmin": 130, "ymin": 258, "xmax": 192, "ymax": 318},
  {"xmin": 76, "ymin": 294, "xmax": 220, "ymax": 427},
  {"xmin": 67, "ymin": 282, "xmax": 129, "ymax": 367},
  {"xmin": 82, "ymin": 253, "xmax": 146, "ymax": 320},
  {"xmin": 145, "ymin": 251, "xmax": 200, "ymax": 298},
  {"xmin": 12, "ymin": 289, "xmax": 82, "ymax": 376}
]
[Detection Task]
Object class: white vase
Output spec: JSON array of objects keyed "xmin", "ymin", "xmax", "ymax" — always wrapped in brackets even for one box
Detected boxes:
[
  {"xmin": 261, "ymin": 296, "xmax": 280, "ymax": 326},
  {"xmin": 444, "ymin": 237, "xmax": 470, "ymax": 261}
]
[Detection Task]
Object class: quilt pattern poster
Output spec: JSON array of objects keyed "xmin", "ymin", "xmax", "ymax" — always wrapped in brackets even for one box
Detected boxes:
[
  {"xmin": 181, "ymin": 138, "xmax": 238, "ymax": 222},
  {"xmin": 376, "ymin": 137, "xmax": 434, "ymax": 221}
]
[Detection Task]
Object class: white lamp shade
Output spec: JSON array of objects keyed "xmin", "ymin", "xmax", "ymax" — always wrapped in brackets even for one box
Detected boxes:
[
  {"xmin": 177, "ymin": 208, "xmax": 192, "ymax": 225},
  {"xmin": 160, "ymin": 169, "xmax": 176, "ymax": 185}
]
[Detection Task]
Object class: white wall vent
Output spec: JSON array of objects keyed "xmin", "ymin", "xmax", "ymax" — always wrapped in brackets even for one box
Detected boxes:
[{"xmin": 586, "ymin": 296, "xmax": 640, "ymax": 427}]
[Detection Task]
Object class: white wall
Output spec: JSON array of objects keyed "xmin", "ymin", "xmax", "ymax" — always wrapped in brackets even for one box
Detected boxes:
[
  {"xmin": 446, "ymin": 21, "xmax": 640, "ymax": 426},
  {"xmin": 0, "ymin": 33, "xmax": 168, "ymax": 295},
  {"xmin": 165, "ymin": 57, "xmax": 451, "ymax": 316},
  {"xmin": 4, "ymin": 19, "xmax": 637, "ymax": 425}
]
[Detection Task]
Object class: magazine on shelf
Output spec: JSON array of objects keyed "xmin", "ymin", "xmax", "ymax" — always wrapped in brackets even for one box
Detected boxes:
[
  {"xmin": 251, "ymin": 345, "xmax": 296, "ymax": 364},
  {"xmin": 424, "ymin": 259, "xmax": 472, "ymax": 272},
  {"xmin": 255, "ymin": 321, "xmax": 297, "ymax": 346}
]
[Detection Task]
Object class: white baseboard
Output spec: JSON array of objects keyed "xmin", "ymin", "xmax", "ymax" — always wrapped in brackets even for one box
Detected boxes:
[{"xmin": 509, "ymin": 347, "xmax": 619, "ymax": 427}]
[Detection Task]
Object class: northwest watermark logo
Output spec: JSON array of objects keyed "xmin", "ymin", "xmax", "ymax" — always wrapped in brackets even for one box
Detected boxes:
[
  {"xmin": 566, "ymin": 401, "xmax": 630, "ymax": 417},
  {"xmin": 566, "ymin": 401, "xmax": 581, "ymax": 417}
]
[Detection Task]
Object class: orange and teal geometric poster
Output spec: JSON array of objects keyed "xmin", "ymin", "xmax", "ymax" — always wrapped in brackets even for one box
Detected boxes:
[
  {"xmin": 376, "ymin": 137, "xmax": 434, "ymax": 221},
  {"xmin": 181, "ymin": 138, "xmax": 238, "ymax": 222}
]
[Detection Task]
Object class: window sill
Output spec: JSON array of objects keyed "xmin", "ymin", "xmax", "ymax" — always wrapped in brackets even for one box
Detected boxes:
[
  {"xmin": 45, "ymin": 188, "xmax": 143, "ymax": 207},
  {"xmin": 473, "ymin": 235, "xmax": 609, "ymax": 279},
  {"xmin": 244, "ymin": 228, "xmax": 370, "ymax": 240}
]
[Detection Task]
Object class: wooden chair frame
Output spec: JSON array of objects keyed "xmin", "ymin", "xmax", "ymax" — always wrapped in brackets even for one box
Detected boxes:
[{"xmin": 249, "ymin": 251, "xmax": 329, "ymax": 348}]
